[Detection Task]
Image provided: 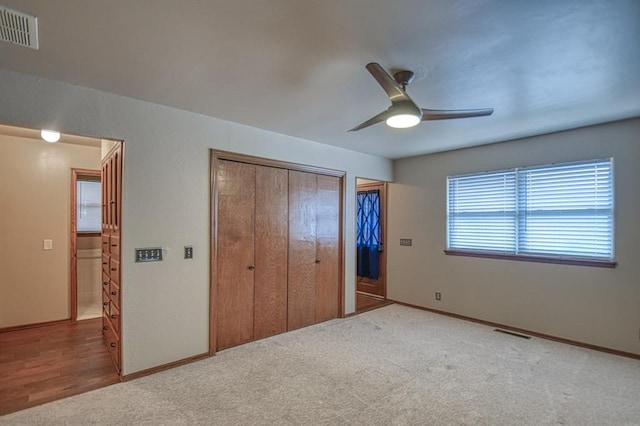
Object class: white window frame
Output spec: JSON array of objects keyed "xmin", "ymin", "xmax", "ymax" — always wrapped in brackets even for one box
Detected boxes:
[
  {"xmin": 445, "ymin": 158, "xmax": 616, "ymax": 267},
  {"xmin": 76, "ymin": 179, "xmax": 102, "ymax": 233}
]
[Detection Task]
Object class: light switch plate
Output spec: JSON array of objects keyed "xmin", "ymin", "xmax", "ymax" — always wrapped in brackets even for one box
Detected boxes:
[
  {"xmin": 135, "ymin": 248, "xmax": 163, "ymax": 262},
  {"xmin": 400, "ymin": 238, "xmax": 412, "ymax": 246},
  {"xmin": 43, "ymin": 239, "xmax": 53, "ymax": 250}
]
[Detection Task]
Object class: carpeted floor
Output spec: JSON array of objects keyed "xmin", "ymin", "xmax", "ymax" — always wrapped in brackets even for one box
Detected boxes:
[{"xmin": 2, "ymin": 304, "xmax": 639, "ymax": 425}]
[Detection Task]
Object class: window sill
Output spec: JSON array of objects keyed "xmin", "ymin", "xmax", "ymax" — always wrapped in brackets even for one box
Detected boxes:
[
  {"xmin": 78, "ymin": 232, "xmax": 101, "ymax": 237},
  {"xmin": 443, "ymin": 250, "xmax": 617, "ymax": 268}
]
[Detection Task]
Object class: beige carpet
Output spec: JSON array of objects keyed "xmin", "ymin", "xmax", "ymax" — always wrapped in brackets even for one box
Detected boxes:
[{"xmin": 2, "ymin": 304, "xmax": 639, "ymax": 425}]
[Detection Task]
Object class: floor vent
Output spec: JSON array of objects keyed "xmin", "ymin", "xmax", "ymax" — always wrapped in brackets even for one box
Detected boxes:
[
  {"xmin": 494, "ymin": 329, "xmax": 532, "ymax": 339},
  {"xmin": 0, "ymin": 6, "xmax": 38, "ymax": 49}
]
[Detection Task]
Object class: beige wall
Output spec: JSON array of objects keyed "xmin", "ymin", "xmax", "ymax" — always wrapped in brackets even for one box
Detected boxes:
[
  {"xmin": 0, "ymin": 69, "xmax": 393, "ymax": 374},
  {"xmin": 0, "ymin": 135, "xmax": 102, "ymax": 328},
  {"xmin": 388, "ymin": 118, "xmax": 640, "ymax": 355}
]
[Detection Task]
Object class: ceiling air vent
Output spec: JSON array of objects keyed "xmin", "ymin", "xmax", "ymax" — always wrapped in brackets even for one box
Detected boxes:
[{"xmin": 0, "ymin": 6, "xmax": 38, "ymax": 49}]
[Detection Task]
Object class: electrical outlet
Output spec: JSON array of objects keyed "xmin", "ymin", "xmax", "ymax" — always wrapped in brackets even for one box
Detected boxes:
[
  {"xmin": 400, "ymin": 238, "xmax": 412, "ymax": 246},
  {"xmin": 435, "ymin": 292, "xmax": 441, "ymax": 301},
  {"xmin": 185, "ymin": 246, "xmax": 193, "ymax": 259}
]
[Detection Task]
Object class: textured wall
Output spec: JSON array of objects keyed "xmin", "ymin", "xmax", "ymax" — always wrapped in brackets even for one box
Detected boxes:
[
  {"xmin": 388, "ymin": 118, "xmax": 640, "ymax": 355},
  {"xmin": 0, "ymin": 70, "xmax": 393, "ymax": 374},
  {"xmin": 0, "ymin": 135, "xmax": 101, "ymax": 328}
]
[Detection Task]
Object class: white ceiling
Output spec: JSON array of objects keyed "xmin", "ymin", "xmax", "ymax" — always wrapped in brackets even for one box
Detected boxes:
[{"xmin": 1, "ymin": 0, "xmax": 638, "ymax": 159}]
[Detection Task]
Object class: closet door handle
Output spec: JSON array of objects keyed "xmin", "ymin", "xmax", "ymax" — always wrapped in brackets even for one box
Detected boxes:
[
  {"xmin": 111, "ymin": 291, "xmax": 117, "ymax": 296},
  {"xmin": 248, "ymin": 265, "xmax": 255, "ymax": 270},
  {"xmin": 103, "ymin": 281, "xmax": 108, "ymax": 286},
  {"xmin": 103, "ymin": 302, "xmax": 109, "ymax": 307},
  {"xmin": 315, "ymin": 259, "xmax": 321, "ymax": 264},
  {"xmin": 110, "ymin": 343, "xmax": 116, "ymax": 348},
  {"xmin": 102, "ymin": 326, "xmax": 108, "ymax": 331}
]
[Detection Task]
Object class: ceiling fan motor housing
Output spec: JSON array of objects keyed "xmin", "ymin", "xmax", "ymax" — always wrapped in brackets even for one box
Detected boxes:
[{"xmin": 393, "ymin": 70, "xmax": 415, "ymax": 89}]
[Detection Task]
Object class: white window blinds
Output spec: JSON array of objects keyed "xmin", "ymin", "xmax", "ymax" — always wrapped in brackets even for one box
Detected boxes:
[
  {"xmin": 447, "ymin": 159, "xmax": 614, "ymax": 261},
  {"xmin": 77, "ymin": 180, "xmax": 102, "ymax": 232},
  {"xmin": 447, "ymin": 171, "xmax": 516, "ymax": 253}
]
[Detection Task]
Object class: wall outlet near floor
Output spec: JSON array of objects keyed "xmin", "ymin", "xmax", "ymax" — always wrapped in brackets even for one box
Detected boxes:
[
  {"xmin": 435, "ymin": 292, "xmax": 442, "ymax": 301},
  {"xmin": 184, "ymin": 246, "xmax": 193, "ymax": 259}
]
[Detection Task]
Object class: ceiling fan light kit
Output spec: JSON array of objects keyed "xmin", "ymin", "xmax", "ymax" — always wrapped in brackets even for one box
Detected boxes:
[
  {"xmin": 349, "ymin": 62, "xmax": 494, "ymax": 132},
  {"xmin": 386, "ymin": 114, "xmax": 421, "ymax": 129}
]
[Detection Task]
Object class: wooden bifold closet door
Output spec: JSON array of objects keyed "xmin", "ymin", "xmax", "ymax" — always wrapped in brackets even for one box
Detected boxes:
[
  {"xmin": 287, "ymin": 171, "xmax": 340, "ymax": 330},
  {"xmin": 216, "ymin": 160, "xmax": 288, "ymax": 350},
  {"xmin": 215, "ymin": 159, "xmax": 341, "ymax": 352}
]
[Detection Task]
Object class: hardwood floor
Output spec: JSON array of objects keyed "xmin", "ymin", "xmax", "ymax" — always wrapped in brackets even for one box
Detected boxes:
[
  {"xmin": 0, "ymin": 318, "xmax": 120, "ymax": 415},
  {"xmin": 356, "ymin": 292, "xmax": 392, "ymax": 314}
]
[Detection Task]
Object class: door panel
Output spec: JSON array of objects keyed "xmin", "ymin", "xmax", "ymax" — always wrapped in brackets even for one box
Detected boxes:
[
  {"xmin": 287, "ymin": 171, "xmax": 317, "ymax": 330},
  {"xmin": 356, "ymin": 183, "xmax": 386, "ymax": 297},
  {"xmin": 254, "ymin": 166, "xmax": 288, "ymax": 340},
  {"xmin": 216, "ymin": 160, "xmax": 256, "ymax": 350},
  {"xmin": 112, "ymin": 147, "xmax": 122, "ymax": 232},
  {"xmin": 315, "ymin": 175, "xmax": 340, "ymax": 323}
]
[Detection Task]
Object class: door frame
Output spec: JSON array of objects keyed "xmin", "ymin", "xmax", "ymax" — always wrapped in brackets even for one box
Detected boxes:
[
  {"xmin": 210, "ymin": 150, "xmax": 346, "ymax": 356},
  {"xmin": 70, "ymin": 168, "xmax": 102, "ymax": 322},
  {"xmin": 355, "ymin": 179, "xmax": 388, "ymax": 300}
]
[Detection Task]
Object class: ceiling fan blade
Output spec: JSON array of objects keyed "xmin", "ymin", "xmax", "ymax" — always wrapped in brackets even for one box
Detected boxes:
[
  {"xmin": 421, "ymin": 108, "xmax": 494, "ymax": 121},
  {"xmin": 366, "ymin": 63, "xmax": 412, "ymax": 105},
  {"xmin": 348, "ymin": 110, "xmax": 390, "ymax": 132}
]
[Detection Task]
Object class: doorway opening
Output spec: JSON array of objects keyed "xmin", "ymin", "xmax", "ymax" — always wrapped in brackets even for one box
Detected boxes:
[
  {"xmin": 0, "ymin": 123, "xmax": 121, "ymax": 414},
  {"xmin": 355, "ymin": 178, "xmax": 391, "ymax": 314},
  {"xmin": 71, "ymin": 169, "xmax": 102, "ymax": 321}
]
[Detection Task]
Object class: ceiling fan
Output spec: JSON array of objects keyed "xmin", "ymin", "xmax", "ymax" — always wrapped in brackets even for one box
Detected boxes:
[{"xmin": 349, "ymin": 62, "xmax": 494, "ymax": 131}]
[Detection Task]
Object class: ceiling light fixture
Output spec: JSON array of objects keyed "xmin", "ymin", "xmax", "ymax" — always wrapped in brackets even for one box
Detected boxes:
[
  {"xmin": 385, "ymin": 101, "xmax": 422, "ymax": 129},
  {"xmin": 41, "ymin": 129, "xmax": 61, "ymax": 143},
  {"xmin": 386, "ymin": 113, "xmax": 421, "ymax": 129}
]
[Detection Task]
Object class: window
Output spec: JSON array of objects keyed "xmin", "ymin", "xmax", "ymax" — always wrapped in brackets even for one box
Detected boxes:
[
  {"xmin": 77, "ymin": 179, "xmax": 102, "ymax": 232},
  {"xmin": 447, "ymin": 159, "xmax": 614, "ymax": 264}
]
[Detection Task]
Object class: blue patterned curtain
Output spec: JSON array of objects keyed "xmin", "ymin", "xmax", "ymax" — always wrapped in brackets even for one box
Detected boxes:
[{"xmin": 357, "ymin": 190, "xmax": 380, "ymax": 279}]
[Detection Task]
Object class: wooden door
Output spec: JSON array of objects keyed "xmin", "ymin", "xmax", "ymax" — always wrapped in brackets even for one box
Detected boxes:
[
  {"xmin": 315, "ymin": 175, "xmax": 340, "ymax": 323},
  {"xmin": 103, "ymin": 157, "xmax": 112, "ymax": 231},
  {"xmin": 101, "ymin": 161, "xmax": 108, "ymax": 232},
  {"xmin": 253, "ymin": 165, "xmax": 288, "ymax": 340},
  {"xmin": 356, "ymin": 182, "xmax": 386, "ymax": 297},
  {"xmin": 216, "ymin": 160, "xmax": 256, "ymax": 350},
  {"xmin": 287, "ymin": 171, "xmax": 317, "ymax": 330},
  {"xmin": 112, "ymin": 146, "xmax": 122, "ymax": 233}
]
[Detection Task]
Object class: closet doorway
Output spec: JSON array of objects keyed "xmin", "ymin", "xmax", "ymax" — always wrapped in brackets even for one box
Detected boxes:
[{"xmin": 355, "ymin": 178, "xmax": 389, "ymax": 313}]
